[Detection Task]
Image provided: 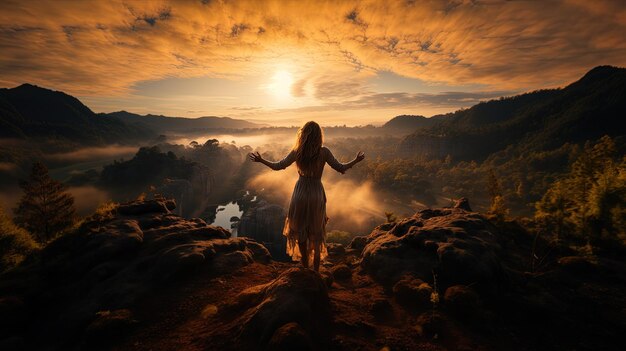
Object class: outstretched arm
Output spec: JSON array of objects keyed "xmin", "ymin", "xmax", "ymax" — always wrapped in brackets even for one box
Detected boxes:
[
  {"xmin": 326, "ymin": 148, "xmax": 365, "ymax": 174},
  {"xmin": 248, "ymin": 150, "xmax": 296, "ymax": 170}
]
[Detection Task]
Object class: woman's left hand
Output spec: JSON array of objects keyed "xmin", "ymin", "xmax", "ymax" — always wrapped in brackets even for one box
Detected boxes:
[
  {"xmin": 356, "ymin": 151, "xmax": 365, "ymax": 162},
  {"xmin": 248, "ymin": 152, "xmax": 262, "ymax": 162}
]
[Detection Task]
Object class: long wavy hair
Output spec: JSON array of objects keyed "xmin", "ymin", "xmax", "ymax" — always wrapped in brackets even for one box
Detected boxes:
[{"xmin": 293, "ymin": 121, "xmax": 323, "ymax": 174}]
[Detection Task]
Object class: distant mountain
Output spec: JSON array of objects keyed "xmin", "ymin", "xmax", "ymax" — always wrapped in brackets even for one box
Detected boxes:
[
  {"xmin": 104, "ymin": 111, "xmax": 262, "ymax": 134},
  {"xmin": 399, "ymin": 66, "xmax": 626, "ymax": 160},
  {"xmin": 0, "ymin": 84, "xmax": 151, "ymax": 143},
  {"xmin": 382, "ymin": 114, "xmax": 446, "ymax": 131}
]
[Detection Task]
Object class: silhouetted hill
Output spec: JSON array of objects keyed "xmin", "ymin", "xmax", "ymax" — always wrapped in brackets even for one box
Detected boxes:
[
  {"xmin": 382, "ymin": 114, "xmax": 445, "ymax": 131},
  {"xmin": 105, "ymin": 111, "xmax": 262, "ymax": 134},
  {"xmin": 0, "ymin": 84, "xmax": 152, "ymax": 143},
  {"xmin": 399, "ymin": 65, "xmax": 626, "ymax": 159}
]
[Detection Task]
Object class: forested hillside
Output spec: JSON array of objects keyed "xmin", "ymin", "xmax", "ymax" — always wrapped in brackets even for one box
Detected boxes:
[{"xmin": 399, "ymin": 66, "xmax": 626, "ymax": 160}]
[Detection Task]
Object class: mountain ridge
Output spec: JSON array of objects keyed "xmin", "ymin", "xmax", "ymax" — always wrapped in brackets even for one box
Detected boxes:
[
  {"xmin": 0, "ymin": 84, "xmax": 265, "ymax": 144},
  {"xmin": 398, "ymin": 65, "xmax": 626, "ymax": 159},
  {"xmin": 103, "ymin": 110, "xmax": 262, "ymax": 134},
  {"xmin": 382, "ymin": 114, "xmax": 447, "ymax": 130},
  {"xmin": 0, "ymin": 84, "xmax": 151, "ymax": 144}
]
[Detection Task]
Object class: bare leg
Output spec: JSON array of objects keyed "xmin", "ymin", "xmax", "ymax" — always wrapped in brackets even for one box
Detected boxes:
[
  {"xmin": 299, "ymin": 240, "xmax": 309, "ymax": 269},
  {"xmin": 313, "ymin": 246, "xmax": 321, "ymax": 272}
]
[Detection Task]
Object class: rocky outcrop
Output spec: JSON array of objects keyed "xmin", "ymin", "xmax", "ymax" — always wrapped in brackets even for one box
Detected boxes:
[
  {"xmin": 360, "ymin": 206, "xmax": 505, "ymax": 293},
  {"xmin": 2, "ymin": 199, "xmax": 625, "ymax": 351},
  {"xmin": 0, "ymin": 198, "xmax": 270, "ymax": 350},
  {"xmin": 238, "ymin": 200, "xmax": 288, "ymax": 260}
]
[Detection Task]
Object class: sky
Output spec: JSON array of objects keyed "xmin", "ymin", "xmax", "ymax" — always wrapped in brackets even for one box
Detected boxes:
[{"xmin": 1, "ymin": 0, "xmax": 625, "ymax": 126}]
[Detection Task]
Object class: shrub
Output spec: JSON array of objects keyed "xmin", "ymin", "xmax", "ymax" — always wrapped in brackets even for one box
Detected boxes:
[
  {"xmin": 326, "ymin": 230, "xmax": 354, "ymax": 246},
  {"xmin": 0, "ymin": 205, "xmax": 40, "ymax": 272}
]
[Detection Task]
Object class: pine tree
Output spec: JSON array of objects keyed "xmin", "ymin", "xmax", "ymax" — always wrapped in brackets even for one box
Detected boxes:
[
  {"xmin": 13, "ymin": 162, "xmax": 76, "ymax": 243},
  {"xmin": 486, "ymin": 169, "xmax": 508, "ymax": 220},
  {"xmin": 486, "ymin": 169, "xmax": 502, "ymax": 200},
  {"xmin": 535, "ymin": 180, "xmax": 572, "ymax": 240},
  {"xmin": 535, "ymin": 136, "xmax": 624, "ymax": 243},
  {"xmin": 568, "ymin": 136, "xmax": 617, "ymax": 237}
]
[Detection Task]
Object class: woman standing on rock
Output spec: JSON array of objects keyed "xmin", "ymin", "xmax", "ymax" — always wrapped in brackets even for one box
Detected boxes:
[{"xmin": 248, "ymin": 121, "xmax": 365, "ymax": 271}]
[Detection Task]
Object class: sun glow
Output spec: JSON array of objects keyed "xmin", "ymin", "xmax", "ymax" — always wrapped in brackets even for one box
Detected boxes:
[{"xmin": 267, "ymin": 70, "xmax": 294, "ymax": 98}]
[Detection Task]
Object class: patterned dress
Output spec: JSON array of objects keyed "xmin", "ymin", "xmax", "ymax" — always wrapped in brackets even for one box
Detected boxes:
[{"xmin": 266, "ymin": 146, "xmax": 352, "ymax": 262}]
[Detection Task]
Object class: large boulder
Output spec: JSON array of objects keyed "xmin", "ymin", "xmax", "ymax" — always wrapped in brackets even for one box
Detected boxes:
[
  {"xmin": 393, "ymin": 277, "xmax": 434, "ymax": 311},
  {"xmin": 361, "ymin": 207, "xmax": 505, "ymax": 292},
  {"xmin": 236, "ymin": 268, "xmax": 331, "ymax": 349}
]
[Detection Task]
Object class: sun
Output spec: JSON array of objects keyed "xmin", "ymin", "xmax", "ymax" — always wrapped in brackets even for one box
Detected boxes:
[{"xmin": 267, "ymin": 70, "xmax": 294, "ymax": 98}]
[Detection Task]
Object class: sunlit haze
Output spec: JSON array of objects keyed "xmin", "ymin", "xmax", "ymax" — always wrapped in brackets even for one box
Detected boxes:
[{"xmin": 267, "ymin": 70, "xmax": 294, "ymax": 99}]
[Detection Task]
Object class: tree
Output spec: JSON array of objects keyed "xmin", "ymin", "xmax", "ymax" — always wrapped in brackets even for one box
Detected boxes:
[
  {"xmin": 586, "ymin": 157, "xmax": 626, "ymax": 241},
  {"xmin": 535, "ymin": 136, "xmax": 625, "ymax": 244},
  {"xmin": 568, "ymin": 136, "xmax": 616, "ymax": 233},
  {"xmin": 13, "ymin": 162, "xmax": 76, "ymax": 243},
  {"xmin": 384, "ymin": 211, "xmax": 397, "ymax": 223},
  {"xmin": 486, "ymin": 169, "xmax": 509, "ymax": 220},
  {"xmin": 535, "ymin": 180, "xmax": 572, "ymax": 240}
]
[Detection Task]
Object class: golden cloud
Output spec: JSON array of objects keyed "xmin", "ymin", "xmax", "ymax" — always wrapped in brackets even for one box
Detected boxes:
[{"xmin": 0, "ymin": 0, "xmax": 625, "ymax": 99}]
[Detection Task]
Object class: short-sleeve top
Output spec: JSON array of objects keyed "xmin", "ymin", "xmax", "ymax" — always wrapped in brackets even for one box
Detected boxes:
[{"xmin": 266, "ymin": 146, "xmax": 350, "ymax": 178}]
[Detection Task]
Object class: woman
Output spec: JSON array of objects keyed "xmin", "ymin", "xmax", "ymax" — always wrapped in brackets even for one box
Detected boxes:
[{"xmin": 248, "ymin": 121, "xmax": 365, "ymax": 271}]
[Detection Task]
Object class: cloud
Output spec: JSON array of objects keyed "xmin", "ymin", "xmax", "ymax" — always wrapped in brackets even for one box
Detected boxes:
[
  {"xmin": 230, "ymin": 106, "xmax": 262, "ymax": 111},
  {"xmin": 313, "ymin": 77, "xmax": 370, "ymax": 101},
  {"xmin": 0, "ymin": 0, "xmax": 624, "ymax": 104},
  {"xmin": 275, "ymin": 90, "xmax": 514, "ymax": 114},
  {"xmin": 43, "ymin": 145, "xmax": 138, "ymax": 163}
]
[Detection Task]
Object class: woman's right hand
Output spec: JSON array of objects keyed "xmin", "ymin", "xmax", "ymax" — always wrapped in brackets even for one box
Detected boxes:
[{"xmin": 248, "ymin": 152, "xmax": 262, "ymax": 162}]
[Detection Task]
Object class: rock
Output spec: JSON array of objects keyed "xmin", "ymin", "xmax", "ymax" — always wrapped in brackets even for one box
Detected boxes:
[
  {"xmin": 453, "ymin": 197, "xmax": 472, "ymax": 211},
  {"xmin": 415, "ymin": 311, "xmax": 447, "ymax": 339},
  {"xmin": 393, "ymin": 277, "xmax": 433, "ymax": 311},
  {"xmin": 267, "ymin": 322, "xmax": 314, "ymax": 351},
  {"xmin": 557, "ymin": 256, "xmax": 596, "ymax": 275},
  {"xmin": 117, "ymin": 199, "xmax": 176, "ymax": 216},
  {"xmin": 444, "ymin": 285, "xmax": 480, "ymax": 320},
  {"xmin": 238, "ymin": 268, "xmax": 331, "ymax": 349},
  {"xmin": 319, "ymin": 266, "xmax": 335, "ymax": 287},
  {"xmin": 326, "ymin": 243, "xmax": 346, "ymax": 256},
  {"xmin": 348, "ymin": 236, "xmax": 368, "ymax": 251},
  {"xmin": 241, "ymin": 239, "xmax": 272, "ymax": 264},
  {"xmin": 331, "ymin": 264, "xmax": 352, "ymax": 281},
  {"xmin": 238, "ymin": 201, "xmax": 288, "ymax": 260},
  {"xmin": 361, "ymin": 207, "xmax": 504, "ymax": 293},
  {"xmin": 83, "ymin": 309, "xmax": 137, "ymax": 346},
  {"xmin": 369, "ymin": 298, "xmax": 393, "ymax": 321},
  {"xmin": 153, "ymin": 179, "xmax": 193, "ymax": 217},
  {"xmin": 212, "ymin": 250, "xmax": 254, "ymax": 275}
]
